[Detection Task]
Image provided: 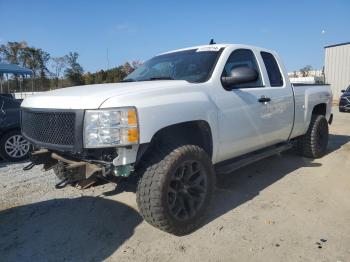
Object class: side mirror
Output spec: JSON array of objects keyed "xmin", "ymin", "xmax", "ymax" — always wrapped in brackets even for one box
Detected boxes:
[
  {"xmin": 341, "ymin": 90, "xmax": 345, "ymax": 93},
  {"xmin": 221, "ymin": 67, "xmax": 258, "ymax": 89}
]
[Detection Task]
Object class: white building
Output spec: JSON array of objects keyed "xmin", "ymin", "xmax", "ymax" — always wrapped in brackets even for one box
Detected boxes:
[
  {"xmin": 289, "ymin": 76, "xmax": 324, "ymax": 85},
  {"xmin": 324, "ymin": 42, "xmax": 350, "ymax": 98}
]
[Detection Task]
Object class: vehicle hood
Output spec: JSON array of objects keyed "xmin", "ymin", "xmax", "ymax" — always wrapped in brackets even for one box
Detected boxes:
[{"xmin": 21, "ymin": 80, "xmax": 190, "ymax": 109}]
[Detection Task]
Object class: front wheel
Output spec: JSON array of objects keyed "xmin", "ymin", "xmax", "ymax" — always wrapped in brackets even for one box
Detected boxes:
[
  {"xmin": 0, "ymin": 130, "xmax": 31, "ymax": 162},
  {"xmin": 136, "ymin": 144, "xmax": 215, "ymax": 235},
  {"xmin": 297, "ymin": 114, "xmax": 329, "ymax": 158}
]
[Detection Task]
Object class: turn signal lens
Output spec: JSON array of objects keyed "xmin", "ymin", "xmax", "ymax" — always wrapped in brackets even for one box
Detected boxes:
[
  {"xmin": 127, "ymin": 128, "xmax": 139, "ymax": 143},
  {"xmin": 128, "ymin": 109, "xmax": 137, "ymax": 125}
]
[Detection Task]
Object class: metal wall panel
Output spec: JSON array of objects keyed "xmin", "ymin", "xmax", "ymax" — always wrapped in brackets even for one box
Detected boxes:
[{"xmin": 324, "ymin": 44, "xmax": 350, "ymax": 99}]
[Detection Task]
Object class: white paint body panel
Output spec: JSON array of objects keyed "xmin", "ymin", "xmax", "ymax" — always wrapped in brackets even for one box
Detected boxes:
[
  {"xmin": 291, "ymin": 84, "xmax": 333, "ymax": 138},
  {"xmin": 21, "ymin": 44, "xmax": 332, "ymax": 164}
]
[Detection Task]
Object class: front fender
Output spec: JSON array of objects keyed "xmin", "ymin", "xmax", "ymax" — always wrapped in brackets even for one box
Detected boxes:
[{"xmin": 101, "ymin": 89, "xmax": 220, "ymax": 162}]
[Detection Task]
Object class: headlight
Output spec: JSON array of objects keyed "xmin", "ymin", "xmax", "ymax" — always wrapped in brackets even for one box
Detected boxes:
[{"xmin": 84, "ymin": 107, "xmax": 139, "ymax": 148}]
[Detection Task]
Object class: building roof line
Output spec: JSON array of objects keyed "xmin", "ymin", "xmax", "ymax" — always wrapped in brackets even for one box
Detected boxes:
[{"xmin": 324, "ymin": 42, "xmax": 350, "ymax": 48}]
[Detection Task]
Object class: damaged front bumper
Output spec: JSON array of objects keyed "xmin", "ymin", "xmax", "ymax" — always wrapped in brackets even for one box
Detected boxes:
[{"xmin": 24, "ymin": 145, "xmax": 141, "ymax": 189}]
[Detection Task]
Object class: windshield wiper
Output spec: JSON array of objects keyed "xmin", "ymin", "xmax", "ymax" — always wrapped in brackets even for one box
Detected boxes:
[{"xmin": 146, "ymin": 76, "xmax": 174, "ymax": 81}]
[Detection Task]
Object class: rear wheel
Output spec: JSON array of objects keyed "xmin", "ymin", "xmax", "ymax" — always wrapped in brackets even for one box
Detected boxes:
[
  {"xmin": 0, "ymin": 130, "xmax": 31, "ymax": 162},
  {"xmin": 136, "ymin": 144, "xmax": 215, "ymax": 235},
  {"xmin": 297, "ymin": 114, "xmax": 329, "ymax": 158}
]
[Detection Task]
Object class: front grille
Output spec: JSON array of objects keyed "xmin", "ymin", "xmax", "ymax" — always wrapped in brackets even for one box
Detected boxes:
[{"xmin": 22, "ymin": 110, "xmax": 76, "ymax": 146}]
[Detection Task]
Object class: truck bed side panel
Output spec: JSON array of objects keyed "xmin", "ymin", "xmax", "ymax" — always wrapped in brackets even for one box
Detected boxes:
[{"xmin": 290, "ymin": 85, "xmax": 332, "ymax": 138}]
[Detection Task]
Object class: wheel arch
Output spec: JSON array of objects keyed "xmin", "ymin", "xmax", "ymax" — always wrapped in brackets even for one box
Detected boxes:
[
  {"xmin": 302, "ymin": 102, "xmax": 329, "ymax": 135},
  {"xmin": 312, "ymin": 103, "xmax": 327, "ymax": 116},
  {"xmin": 0, "ymin": 127, "xmax": 21, "ymax": 137},
  {"xmin": 136, "ymin": 120, "xmax": 214, "ymax": 167}
]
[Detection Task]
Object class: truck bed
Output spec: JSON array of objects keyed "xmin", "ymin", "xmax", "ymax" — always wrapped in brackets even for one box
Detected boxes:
[{"xmin": 291, "ymin": 84, "xmax": 332, "ymax": 139}]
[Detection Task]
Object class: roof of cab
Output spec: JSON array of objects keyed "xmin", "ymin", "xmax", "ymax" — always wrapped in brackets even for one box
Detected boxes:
[{"xmin": 159, "ymin": 43, "xmax": 276, "ymax": 56}]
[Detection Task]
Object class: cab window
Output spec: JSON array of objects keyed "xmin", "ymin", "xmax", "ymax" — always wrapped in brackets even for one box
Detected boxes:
[
  {"xmin": 261, "ymin": 51, "xmax": 284, "ymax": 87},
  {"xmin": 222, "ymin": 49, "xmax": 263, "ymax": 88}
]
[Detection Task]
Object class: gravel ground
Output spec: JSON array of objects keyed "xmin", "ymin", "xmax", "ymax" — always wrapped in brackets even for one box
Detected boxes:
[{"xmin": 1, "ymin": 109, "xmax": 349, "ymax": 262}]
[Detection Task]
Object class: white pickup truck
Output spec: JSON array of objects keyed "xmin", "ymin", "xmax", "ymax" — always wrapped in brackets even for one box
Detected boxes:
[{"xmin": 21, "ymin": 43, "xmax": 333, "ymax": 235}]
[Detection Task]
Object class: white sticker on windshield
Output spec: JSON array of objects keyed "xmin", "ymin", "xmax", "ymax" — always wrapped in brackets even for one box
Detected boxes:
[{"xmin": 196, "ymin": 46, "xmax": 220, "ymax": 52}]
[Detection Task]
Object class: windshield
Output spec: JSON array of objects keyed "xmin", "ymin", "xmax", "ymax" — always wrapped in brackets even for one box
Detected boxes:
[{"xmin": 124, "ymin": 48, "xmax": 223, "ymax": 83}]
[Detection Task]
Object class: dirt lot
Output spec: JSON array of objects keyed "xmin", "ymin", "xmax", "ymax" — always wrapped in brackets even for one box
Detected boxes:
[{"xmin": 1, "ymin": 109, "xmax": 349, "ymax": 262}]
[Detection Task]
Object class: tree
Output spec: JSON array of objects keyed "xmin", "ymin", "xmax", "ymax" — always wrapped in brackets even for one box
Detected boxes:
[
  {"xmin": 300, "ymin": 65, "xmax": 312, "ymax": 77},
  {"xmin": 36, "ymin": 48, "xmax": 50, "ymax": 89},
  {"xmin": 0, "ymin": 41, "xmax": 28, "ymax": 90},
  {"xmin": 131, "ymin": 60, "xmax": 143, "ymax": 69},
  {"xmin": 0, "ymin": 41, "xmax": 28, "ymax": 64},
  {"xmin": 51, "ymin": 56, "xmax": 67, "ymax": 88},
  {"xmin": 83, "ymin": 72, "xmax": 95, "ymax": 85},
  {"xmin": 0, "ymin": 40, "xmax": 144, "ymax": 91},
  {"xmin": 20, "ymin": 47, "xmax": 51, "ymax": 90},
  {"xmin": 121, "ymin": 62, "xmax": 134, "ymax": 75},
  {"xmin": 64, "ymin": 52, "xmax": 84, "ymax": 86}
]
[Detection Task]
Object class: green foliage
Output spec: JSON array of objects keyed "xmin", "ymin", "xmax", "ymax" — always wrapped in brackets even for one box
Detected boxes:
[
  {"xmin": 0, "ymin": 41, "xmax": 51, "ymax": 91},
  {"xmin": 0, "ymin": 41, "xmax": 28, "ymax": 64},
  {"xmin": 64, "ymin": 52, "xmax": 84, "ymax": 86},
  {"xmin": 0, "ymin": 41, "xmax": 141, "ymax": 92},
  {"xmin": 83, "ymin": 62, "xmax": 140, "ymax": 85},
  {"xmin": 51, "ymin": 56, "xmax": 68, "ymax": 88},
  {"xmin": 300, "ymin": 65, "xmax": 312, "ymax": 77}
]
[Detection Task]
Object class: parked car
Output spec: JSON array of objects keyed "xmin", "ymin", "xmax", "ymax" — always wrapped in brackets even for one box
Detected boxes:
[
  {"xmin": 0, "ymin": 94, "xmax": 31, "ymax": 162},
  {"xmin": 21, "ymin": 43, "xmax": 333, "ymax": 235},
  {"xmin": 339, "ymin": 85, "xmax": 350, "ymax": 112}
]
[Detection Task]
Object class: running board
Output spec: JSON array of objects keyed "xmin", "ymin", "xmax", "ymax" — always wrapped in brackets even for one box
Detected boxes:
[{"xmin": 215, "ymin": 143, "xmax": 293, "ymax": 175}]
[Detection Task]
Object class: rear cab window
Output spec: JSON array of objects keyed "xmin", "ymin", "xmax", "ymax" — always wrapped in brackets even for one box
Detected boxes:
[{"xmin": 261, "ymin": 52, "xmax": 284, "ymax": 87}]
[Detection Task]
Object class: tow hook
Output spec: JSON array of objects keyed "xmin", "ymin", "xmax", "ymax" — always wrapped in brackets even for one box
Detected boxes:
[{"xmin": 23, "ymin": 162, "xmax": 36, "ymax": 171}]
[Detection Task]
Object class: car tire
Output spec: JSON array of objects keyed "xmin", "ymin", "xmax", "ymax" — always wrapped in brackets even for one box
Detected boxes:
[
  {"xmin": 297, "ymin": 114, "xmax": 329, "ymax": 158},
  {"xmin": 339, "ymin": 108, "xmax": 345, "ymax": 112},
  {"xmin": 0, "ymin": 130, "xmax": 31, "ymax": 162},
  {"xmin": 136, "ymin": 143, "xmax": 215, "ymax": 235}
]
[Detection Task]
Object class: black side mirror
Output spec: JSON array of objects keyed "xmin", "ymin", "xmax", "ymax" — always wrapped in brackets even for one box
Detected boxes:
[
  {"xmin": 221, "ymin": 67, "xmax": 258, "ymax": 89},
  {"xmin": 341, "ymin": 90, "xmax": 345, "ymax": 93}
]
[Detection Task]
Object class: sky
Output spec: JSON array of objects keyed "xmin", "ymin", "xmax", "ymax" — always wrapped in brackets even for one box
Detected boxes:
[{"xmin": 0, "ymin": 0, "xmax": 349, "ymax": 73}]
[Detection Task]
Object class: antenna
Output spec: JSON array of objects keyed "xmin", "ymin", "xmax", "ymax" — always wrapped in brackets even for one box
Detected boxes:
[{"xmin": 209, "ymin": 39, "xmax": 216, "ymax": 45}]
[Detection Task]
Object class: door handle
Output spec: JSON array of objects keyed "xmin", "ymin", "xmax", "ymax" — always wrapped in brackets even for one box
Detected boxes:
[{"xmin": 258, "ymin": 96, "xmax": 271, "ymax": 103}]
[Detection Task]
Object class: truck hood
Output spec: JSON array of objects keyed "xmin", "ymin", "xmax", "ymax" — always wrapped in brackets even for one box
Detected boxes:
[{"xmin": 21, "ymin": 80, "xmax": 189, "ymax": 109}]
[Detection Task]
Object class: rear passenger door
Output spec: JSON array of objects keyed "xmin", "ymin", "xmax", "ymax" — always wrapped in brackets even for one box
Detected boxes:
[{"xmin": 258, "ymin": 51, "xmax": 294, "ymax": 145}]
